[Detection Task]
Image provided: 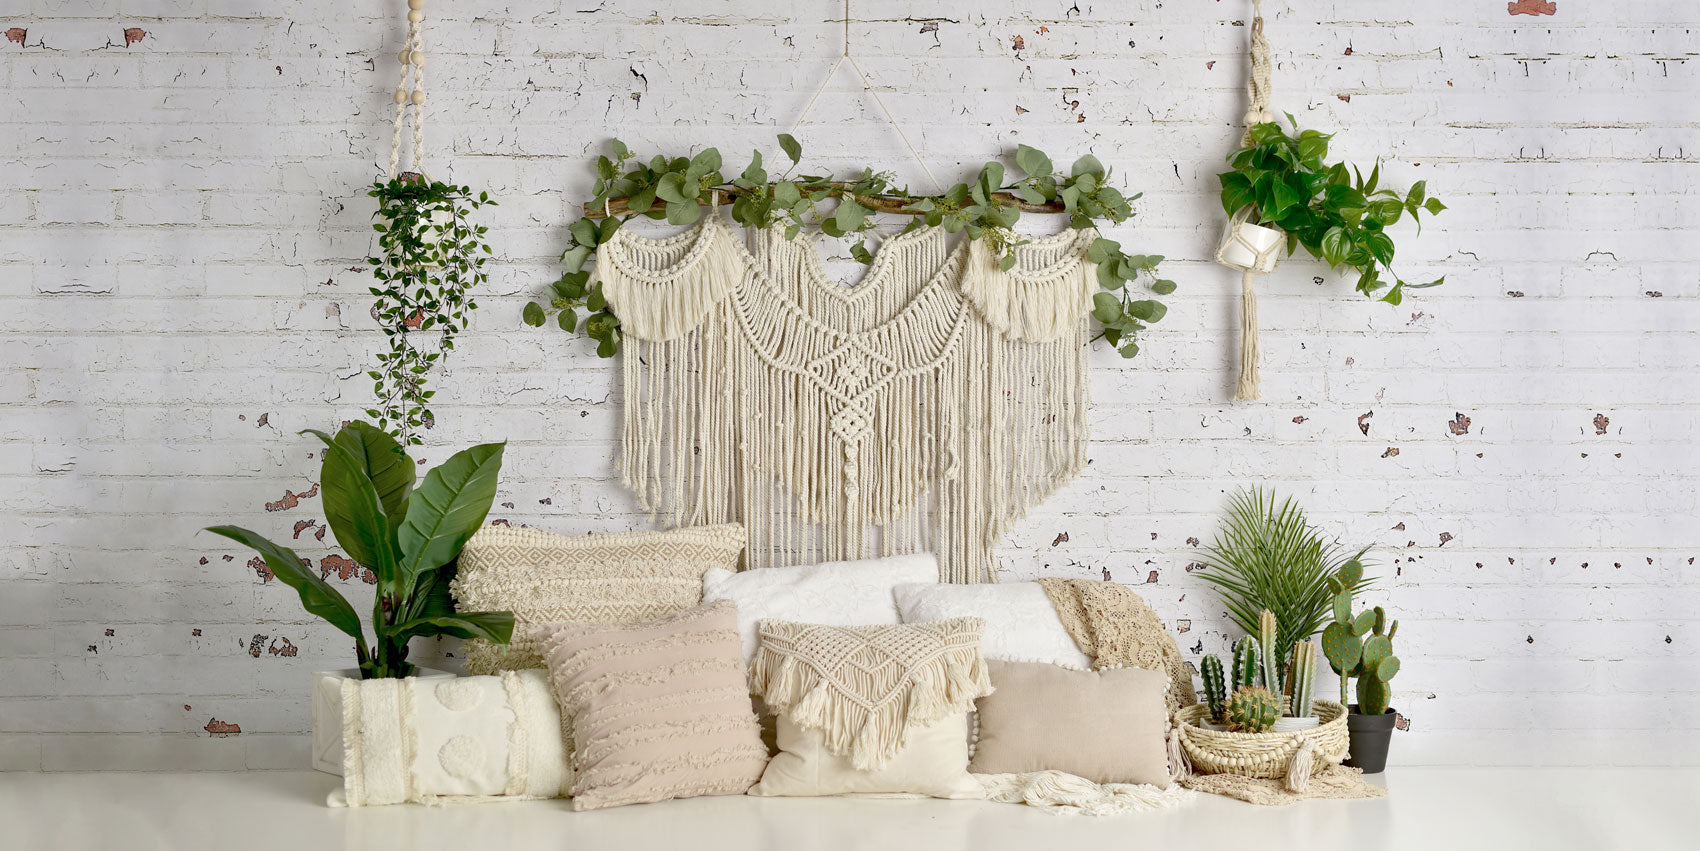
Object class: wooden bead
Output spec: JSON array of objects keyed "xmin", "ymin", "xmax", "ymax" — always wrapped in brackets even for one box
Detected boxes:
[
  {"xmin": 408, "ymin": 10, "xmax": 423, "ymax": 23},
  {"xmin": 410, "ymin": 90, "xmax": 425, "ymax": 105},
  {"xmin": 411, "ymin": 52, "xmax": 425, "ymax": 67},
  {"xmin": 393, "ymin": 89, "xmax": 408, "ymax": 104},
  {"xmin": 408, "ymin": 0, "xmax": 424, "ymax": 8},
  {"xmin": 398, "ymin": 50, "xmax": 411, "ymax": 65}
]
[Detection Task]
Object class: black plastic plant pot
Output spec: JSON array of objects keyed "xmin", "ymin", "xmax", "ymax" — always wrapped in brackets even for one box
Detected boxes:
[{"xmin": 1344, "ymin": 704, "xmax": 1396, "ymax": 774}]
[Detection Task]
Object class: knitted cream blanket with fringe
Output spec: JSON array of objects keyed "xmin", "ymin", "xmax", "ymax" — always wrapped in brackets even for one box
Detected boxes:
[
  {"xmin": 1036, "ymin": 578, "xmax": 1197, "ymax": 715},
  {"xmin": 1180, "ymin": 764, "xmax": 1387, "ymax": 806}
]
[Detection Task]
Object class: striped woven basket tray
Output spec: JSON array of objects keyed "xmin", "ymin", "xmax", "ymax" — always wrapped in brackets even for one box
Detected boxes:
[{"xmin": 1174, "ymin": 699, "xmax": 1349, "ymax": 779}]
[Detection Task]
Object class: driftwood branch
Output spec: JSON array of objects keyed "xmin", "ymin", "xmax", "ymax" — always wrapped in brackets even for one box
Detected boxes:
[{"xmin": 582, "ymin": 183, "xmax": 1067, "ymax": 219}]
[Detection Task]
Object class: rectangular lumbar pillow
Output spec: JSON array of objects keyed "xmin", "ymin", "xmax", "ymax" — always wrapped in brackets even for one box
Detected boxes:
[
  {"xmin": 749, "ymin": 618, "xmax": 990, "ymax": 771},
  {"xmin": 451, "ymin": 522, "xmax": 746, "ymax": 673},
  {"xmin": 750, "ymin": 713, "xmax": 983, "ymax": 799},
  {"xmin": 540, "ymin": 601, "xmax": 769, "ymax": 811},
  {"xmin": 892, "ymin": 581, "xmax": 1092, "ymax": 670},
  {"xmin": 331, "ymin": 670, "xmax": 567, "ymax": 807},
  {"xmin": 969, "ymin": 660, "xmax": 1171, "ymax": 787},
  {"xmin": 701, "ymin": 552, "xmax": 940, "ymax": 664}
]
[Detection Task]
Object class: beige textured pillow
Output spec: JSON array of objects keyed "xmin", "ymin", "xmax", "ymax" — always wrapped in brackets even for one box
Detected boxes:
[
  {"xmin": 750, "ymin": 713, "xmax": 983, "ymax": 799},
  {"xmin": 539, "ymin": 601, "xmax": 769, "ymax": 811},
  {"xmin": 452, "ymin": 522, "xmax": 746, "ymax": 673},
  {"xmin": 969, "ymin": 660, "xmax": 1171, "ymax": 786},
  {"xmin": 750, "ymin": 618, "xmax": 990, "ymax": 770}
]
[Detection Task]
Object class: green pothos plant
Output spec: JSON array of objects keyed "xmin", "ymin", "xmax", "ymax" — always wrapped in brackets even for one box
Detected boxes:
[
  {"xmin": 522, "ymin": 135, "xmax": 1175, "ymax": 360},
  {"xmin": 1219, "ymin": 116, "xmax": 1446, "ymax": 305},
  {"xmin": 366, "ymin": 175, "xmax": 495, "ymax": 446}
]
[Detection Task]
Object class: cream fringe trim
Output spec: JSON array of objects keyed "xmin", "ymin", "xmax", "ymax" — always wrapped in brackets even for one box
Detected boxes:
[
  {"xmin": 975, "ymin": 771, "xmax": 1197, "ymax": 816},
  {"xmin": 597, "ymin": 214, "xmax": 742, "ymax": 342},
  {"xmin": 960, "ymin": 230, "xmax": 1097, "ymax": 342},
  {"xmin": 749, "ymin": 620, "xmax": 992, "ymax": 771}
]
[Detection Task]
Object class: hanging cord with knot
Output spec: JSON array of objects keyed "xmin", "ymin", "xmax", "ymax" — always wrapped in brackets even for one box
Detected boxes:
[
  {"xmin": 1234, "ymin": 0, "xmax": 1273, "ymax": 402},
  {"xmin": 388, "ymin": 0, "xmax": 428, "ymax": 178}
]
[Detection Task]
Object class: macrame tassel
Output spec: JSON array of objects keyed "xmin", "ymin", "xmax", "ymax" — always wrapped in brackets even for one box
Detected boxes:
[
  {"xmin": 1167, "ymin": 725, "xmax": 1191, "ymax": 782},
  {"xmin": 1234, "ymin": 270, "xmax": 1261, "ymax": 401},
  {"xmin": 1284, "ymin": 735, "xmax": 1316, "ymax": 793}
]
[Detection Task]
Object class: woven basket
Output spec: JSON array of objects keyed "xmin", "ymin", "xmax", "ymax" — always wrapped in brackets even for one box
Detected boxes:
[{"xmin": 1175, "ymin": 699, "xmax": 1349, "ymax": 779}]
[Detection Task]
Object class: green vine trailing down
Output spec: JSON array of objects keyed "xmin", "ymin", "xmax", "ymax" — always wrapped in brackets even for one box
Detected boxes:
[
  {"xmin": 366, "ymin": 175, "xmax": 496, "ymax": 446},
  {"xmin": 523, "ymin": 135, "xmax": 1176, "ymax": 360},
  {"xmin": 1219, "ymin": 116, "xmax": 1447, "ymax": 306}
]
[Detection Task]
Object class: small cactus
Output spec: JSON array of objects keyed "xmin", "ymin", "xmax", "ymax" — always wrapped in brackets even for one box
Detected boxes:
[
  {"xmin": 1232, "ymin": 636, "xmax": 1260, "ymax": 692},
  {"xmin": 1200, "ymin": 654, "xmax": 1229, "ymax": 723},
  {"xmin": 1289, "ymin": 640, "xmax": 1316, "ymax": 717},
  {"xmin": 1257, "ymin": 609, "xmax": 1281, "ymax": 696},
  {"xmin": 1226, "ymin": 685, "xmax": 1281, "ymax": 733}
]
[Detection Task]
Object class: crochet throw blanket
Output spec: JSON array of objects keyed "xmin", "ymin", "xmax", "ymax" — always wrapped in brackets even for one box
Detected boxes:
[{"xmin": 1035, "ymin": 578, "xmax": 1197, "ymax": 715}]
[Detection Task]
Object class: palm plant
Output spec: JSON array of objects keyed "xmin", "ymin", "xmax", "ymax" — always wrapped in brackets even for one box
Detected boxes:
[{"xmin": 1196, "ymin": 487, "xmax": 1371, "ymax": 679}]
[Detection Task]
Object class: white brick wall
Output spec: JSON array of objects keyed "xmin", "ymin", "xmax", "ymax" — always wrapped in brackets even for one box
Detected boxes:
[{"xmin": 2, "ymin": 1, "xmax": 1696, "ymax": 770}]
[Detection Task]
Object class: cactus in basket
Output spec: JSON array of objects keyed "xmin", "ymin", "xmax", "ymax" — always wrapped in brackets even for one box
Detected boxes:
[
  {"xmin": 1232, "ymin": 636, "xmax": 1261, "ymax": 692},
  {"xmin": 1256, "ymin": 608, "xmax": 1281, "ymax": 695},
  {"xmin": 1200, "ymin": 654, "xmax": 1229, "ymax": 723},
  {"xmin": 1226, "ymin": 685, "xmax": 1282, "ymax": 733},
  {"xmin": 1320, "ymin": 559, "xmax": 1402, "ymax": 715},
  {"xmin": 1288, "ymin": 639, "xmax": 1316, "ymax": 717}
]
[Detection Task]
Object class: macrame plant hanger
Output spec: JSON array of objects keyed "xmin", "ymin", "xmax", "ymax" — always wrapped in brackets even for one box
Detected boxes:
[
  {"xmin": 1217, "ymin": 0, "xmax": 1281, "ymax": 401},
  {"xmin": 389, "ymin": 0, "xmax": 429, "ymax": 180},
  {"xmin": 790, "ymin": 0, "xmax": 946, "ymax": 197}
]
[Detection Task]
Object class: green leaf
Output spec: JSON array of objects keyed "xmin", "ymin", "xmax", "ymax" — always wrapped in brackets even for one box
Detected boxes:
[
  {"xmin": 655, "ymin": 172, "xmax": 691, "ymax": 204},
  {"xmin": 1127, "ymin": 300, "xmax": 1167, "ymax": 323},
  {"xmin": 1365, "ymin": 231, "xmax": 1395, "ymax": 266},
  {"xmin": 391, "ymin": 611, "xmax": 516, "ymax": 645},
  {"xmin": 1423, "ymin": 197, "xmax": 1447, "ymax": 215},
  {"xmin": 557, "ymin": 307, "xmax": 578, "ymax": 332},
  {"xmin": 1087, "ymin": 237, "xmax": 1120, "ymax": 264},
  {"xmin": 835, "ymin": 197, "xmax": 867, "ymax": 232},
  {"xmin": 689, "ymin": 147, "xmax": 721, "ymax": 177},
  {"xmin": 396, "ymin": 442, "xmax": 505, "ymax": 591},
  {"xmin": 304, "ymin": 430, "xmax": 399, "ymax": 592},
  {"xmin": 1320, "ymin": 227, "xmax": 1350, "ymax": 266},
  {"xmin": 522, "ymin": 301, "xmax": 546, "ymax": 327},
  {"xmin": 778, "ymin": 133, "xmax": 802, "ymax": 164},
  {"xmin": 979, "ymin": 162, "xmax": 1005, "ymax": 196},
  {"xmin": 204, "ymin": 526, "xmax": 364, "ymax": 641},
  {"xmin": 561, "ymin": 245, "xmax": 591, "ymax": 273},
  {"xmin": 1016, "ymin": 144, "xmax": 1052, "ymax": 178},
  {"xmin": 1219, "ymin": 171, "xmax": 1255, "ymax": 216},
  {"xmin": 666, "ymin": 200, "xmax": 702, "ymax": 226},
  {"xmin": 1070, "ymin": 153, "xmax": 1104, "ymax": 178},
  {"xmin": 569, "ymin": 218, "xmax": 598, "ymax": 248},
  {"xmin": 1150, "ymin": 279, "xmax": 1177, "ymax": 295},
  {"xmin": 773, "ymin": 181, "xmax": 801, "ymax": 207},
  {"xmin": 327, "ymin": 421, "xmax": 414, "ymax": 529},
  {"xmin": 1091, "ymin": 291, "xmax": 1122, "ymax": 324},
  {"xmin": 626, "ymin": 185, "xmax": 656, "ymax": 216},
  {"xmin": 1406, "ymin": 180, "xmax": 1427, "ymax": 210},
  {"xmin": 609, "ymin": 138, "xmax": 628, "ymax": 160}
]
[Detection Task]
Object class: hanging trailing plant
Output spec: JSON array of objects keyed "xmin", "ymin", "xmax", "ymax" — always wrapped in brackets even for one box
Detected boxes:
[
  {"xmin": 366, "ymin": 174, "xmax": 495, "ymax": 446},
  {"xmin": 522, "ymin": 135, "xmax": 1175, "ymax": 360},
  {"xmin": 1219, "ymin": 116, "xmax": 1446, "ymax": 306}
]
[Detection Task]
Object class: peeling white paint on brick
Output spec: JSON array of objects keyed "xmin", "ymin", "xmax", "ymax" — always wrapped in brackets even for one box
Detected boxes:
[{"xmin": 1, "ymin": 1, "xmax": 1697, "ymax": 770}]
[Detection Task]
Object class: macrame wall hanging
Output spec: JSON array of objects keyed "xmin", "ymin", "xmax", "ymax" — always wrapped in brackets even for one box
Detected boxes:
[{"xmin": 1216, "ymin": 0, "xmax": 1281, "ymax": 402}]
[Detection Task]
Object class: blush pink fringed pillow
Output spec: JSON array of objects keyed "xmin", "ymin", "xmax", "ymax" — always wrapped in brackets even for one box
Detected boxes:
[{"xmin": 539, "ymin": 601, "xmax": 769, "ymax": 811}]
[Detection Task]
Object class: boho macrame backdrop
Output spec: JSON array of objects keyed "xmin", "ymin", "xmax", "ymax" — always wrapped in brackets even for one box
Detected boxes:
[{"xmin": 600, "ymin": 215, "xmax": 1096, "ymax": 583}]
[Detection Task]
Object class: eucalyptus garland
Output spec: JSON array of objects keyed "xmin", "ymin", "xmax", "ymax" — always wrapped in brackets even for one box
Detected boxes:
[
  {"xmin": 366, "ymin": 175, "xmax": 495, "ymax": 446},
  {"xmin": 523, "ymin": 135, "xmax": 1175, "ymax": 360}
]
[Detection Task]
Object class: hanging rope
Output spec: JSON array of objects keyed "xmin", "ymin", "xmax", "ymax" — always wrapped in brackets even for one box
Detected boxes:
[
  {"xmin": 1233, "ymin": 0, "xmax": 1274, "ymax": 402},
  {"xmin": 388, "ymin": 0, "xmax": 428, "ymax": 179}
]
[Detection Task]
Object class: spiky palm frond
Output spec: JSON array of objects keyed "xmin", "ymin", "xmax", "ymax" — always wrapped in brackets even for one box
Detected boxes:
[{"xmin": 1197, "ymin": 487, "xmax": 1372, "ymax": 673}]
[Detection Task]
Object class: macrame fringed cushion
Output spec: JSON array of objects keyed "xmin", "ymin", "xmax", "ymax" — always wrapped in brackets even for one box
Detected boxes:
[
  {"xmin": 331, "ymin": 670, "xmax": 567, "ymax": 808},
  {"xmin": 450, "ymin": 522, "xmax": 746, "ymax": 673}
]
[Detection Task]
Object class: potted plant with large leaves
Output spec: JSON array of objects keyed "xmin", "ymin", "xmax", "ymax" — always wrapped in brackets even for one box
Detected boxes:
[{"xmin": 204, "ymin": 420, "xmax": 514, "ymax": 773}]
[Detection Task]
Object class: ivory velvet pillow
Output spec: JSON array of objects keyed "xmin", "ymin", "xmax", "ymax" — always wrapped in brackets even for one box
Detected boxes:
[
  {"xmin": 969, "ymin": 660, "xmax": 1171, "ymax": 786},
  {"xmin": 539, "ymin": 601, "xmax": 769, "ymax": 811},
  {"xmin": 892, "ymin": 581, "xmax": 1092, "ymax": 669},
  {"xmin": 701, "ymin": 552, "xmax": 940, "ymax": 664},
  {"xmin": 452, "ymin": 522, "xmax": 746, "ymax": 673}
]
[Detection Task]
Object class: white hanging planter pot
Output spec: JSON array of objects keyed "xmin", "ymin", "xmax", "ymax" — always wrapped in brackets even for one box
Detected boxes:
[
  {"xmin": 1215, "ymin": 207, "xmax": 1286, "ymax": 274},
  {"xmin": 310, "ymin": 666, "xmax": 456, "ymax": 775}
]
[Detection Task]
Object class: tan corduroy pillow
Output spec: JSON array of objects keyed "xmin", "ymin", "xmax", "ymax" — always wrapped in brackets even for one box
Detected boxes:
[
  {"xmin": 451, "ymin": 522, "xmax": 746, "ymax": 673},
  {"xmin": 539, "ymin": 602, "xmax": 769, "ymax": 811},
  {"xmin": 969, "ymin": 660, "xmax": 1171, "ymax": 786}
]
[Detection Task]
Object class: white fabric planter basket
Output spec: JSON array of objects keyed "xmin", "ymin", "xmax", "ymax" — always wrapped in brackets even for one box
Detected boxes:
[{"xmin": 311, "ymin": 666, "xmax": 454, "ymax": 775}]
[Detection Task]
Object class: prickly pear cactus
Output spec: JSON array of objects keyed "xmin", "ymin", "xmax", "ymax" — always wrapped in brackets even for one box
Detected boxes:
[
  {"xmin": 1226, "ymin": 685, "xmax": 1281, "ymax": 734},
  {"xmin": 1355, "ymin": 606, "xmax": 1400, "ymax": 715},
  {"xmin": 1321, "ymin": 621, "xmax": 1363, "ymax": 703},
  {"xmin": 1232, "ymin": 637, "xmax": 1260, "ymax": 692},
  {"xmin": 1200, "ymin": 654, "xmax": 1228, "ymax": 723}
]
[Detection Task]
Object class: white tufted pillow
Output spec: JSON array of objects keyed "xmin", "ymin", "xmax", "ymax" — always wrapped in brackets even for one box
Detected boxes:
[
  {"xmin": 893, "ymin": 581, "xmax": 1093, "ymax": 670},
  {"xmin": 701, "ymin": 553, "xmax": 940, "ymax": 665}
]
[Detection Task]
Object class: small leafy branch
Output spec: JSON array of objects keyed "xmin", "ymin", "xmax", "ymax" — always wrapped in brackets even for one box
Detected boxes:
[
  {"xmin": 367, "ymin": 175, "xmax": 495, "ymax": 445},
  {"xmin": 523, "ymin": 135, "xmax": 1175, "ymax": 360},
  {"xmin": 1219, "ymin": 116, "xmax": 1446, "ymax": 305}
]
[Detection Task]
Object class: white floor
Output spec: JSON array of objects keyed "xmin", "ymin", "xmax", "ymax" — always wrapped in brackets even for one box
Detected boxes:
[{"xmin": 1, "ymin": 768, "xmax": 1692, "ymax": 851}]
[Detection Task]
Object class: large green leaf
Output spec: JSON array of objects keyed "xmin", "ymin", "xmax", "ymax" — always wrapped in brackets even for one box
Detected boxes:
[
  {"xmin": 391, "ymin": 611, "xmax": 516, "ymax": 645},
  {"xmin": 303, "ymin": 430, "xmax": 400, "ymax": 590},
  {"xmin": 318, "ymin": 423, "xmax": 414, "ymax": 530},
  {"xmin": 397, "ymin": 442, "xmax": 505, "ymax": 590},
  {"xmin": 204, "ymin": 525, "xmax": 364, "ymax": 642}
]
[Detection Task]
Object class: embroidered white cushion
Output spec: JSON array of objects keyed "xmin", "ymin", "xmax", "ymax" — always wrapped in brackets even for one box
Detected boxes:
[
  {"xmin": 892, "ymin": 581, "xmax": 1093, "ymax": 669},
  {"xmin": 701, "ymin": 552, "xmax": 940, "ymax": 664}
]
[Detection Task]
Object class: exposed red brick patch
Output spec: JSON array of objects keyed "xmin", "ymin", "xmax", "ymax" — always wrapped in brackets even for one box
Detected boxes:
[
  {"xmin": 1177, "ymin": 619, "xmax": 1191, "ymax": 633},
  {"xmin": 292, "ymin": 519, "xmax": 324, "ymax": 540},
  {"xmin": 1336, "ymin": 94, "xmax": 1351, "ymax": 102},
  {"xmin": 1292, "ymin": 416, "xmax": 1308, "ymax": 424},
  {"xmin": 124, "ymin": 27, "xmax": 147, "ymax": 47},
  {"xmin": 1381, "ymin": 447, "xmax": 1400, "ymax": 458},
  {"xmin": 248, "ymin": 634, "xmax": 268, "ymax": 657},
  {"xmin": 1507, "ymin": 0, "xmax": 1556, "ymax": 16},
  {"xmin": 265, "ymin": 482, "xmax": 319, "ymax": 511},
  {"xmin": 248, "ymin": 556, "xmax": 272, "ymax": 583},
  {"xmin": 1144, "ymin": 570, "xmax": 1159, "ymax": 583},
  {"xmin": 199, "ymin": 556, "xmax": 208, "ymax": 565},
  {"xmin": 1186, "ymin": 537, "xmax": 1199, "ymax": 547},
  {"xmin": 1448, "ymin": 412, "xmax": 1472, "ymax": 435},
  {"xmin": 204, "ymin": 718, "xmax": 241, "ymax": 737},
  {"xmin": 319, "ymin": 553, "xmax": 359, "ymax": 581},
  {"xmin": 1357, "ymin": 411, "xmax": 1374, "ymax": 436},
  {"xmin": 1439, "ymin": 532, "xmax": 1454, "ymax": 546},
  {"xmin": 1205, "ymin": 60, "xmax": 1216, "ymax": 69},
  {"xmin": 1051, "ymin": 532, "xmax": 1069, "ymax": 547},
  {"xmin": 268, "ymin": 637, "xmax": 298, "ymax": 657},
  {"xmin": 1394, "ymin": 713, "xmax": 1410, "ymax": 731},
  {"xmin": 1011, "ymin": 35, "xmax": 1024, "ymax": 51},
  {"xmin": 192, "ymin": 629, "xmax": 202, "ymax": 636},
  {"xmin": 5, "ymin": 28, "xmax": 25, "ymax": 46},
  {"xmin": 1593, "ymin": 413, "xmax": 1609, "ymax": 435}
]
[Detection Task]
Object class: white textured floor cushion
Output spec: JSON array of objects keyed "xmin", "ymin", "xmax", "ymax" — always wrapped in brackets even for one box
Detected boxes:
[
  {"xmin": 892, "ymin": 581, "xmax": 1093, "ymax": 669},
  {"xmin": 701, "ymin": 552, "xmax": 939, "ymax": 664},
  {"xmin": 331, "ymin": 670, "xmax": 566, "ymax": 807},
  {"xmin": 451, "ymin": 522, "xmax": 746, "ymax": 673}
]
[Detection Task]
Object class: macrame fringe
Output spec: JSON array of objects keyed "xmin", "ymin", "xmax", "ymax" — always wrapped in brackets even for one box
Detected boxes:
[
  {"xmin": 1168, "ymin": 726, "xmax": 1191, "ymax": 782},
  {"xmin": 597, "ymin": 215, "xmax": 743, "ymax": 342},
  {"xmin": 975, "ymin": 771, "xmax": 1197, "ymax": 817},
  {"xmin": 1235, "ymin": 270, "xmax": 1260, "ymax": 401},
  {"xmin": 1284, "ymin": 735, "xmax": 1315, "ymax": 793}
]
